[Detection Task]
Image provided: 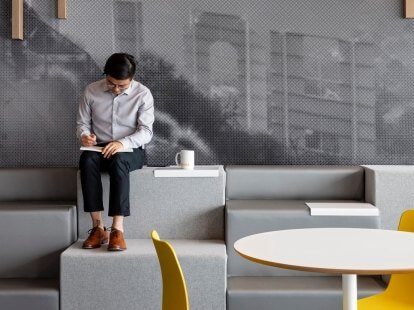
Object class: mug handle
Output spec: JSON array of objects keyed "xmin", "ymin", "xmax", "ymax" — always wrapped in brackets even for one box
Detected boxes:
[{"xmin": 175, "ymin": 152, "xmax": 180, "ymax": 166}]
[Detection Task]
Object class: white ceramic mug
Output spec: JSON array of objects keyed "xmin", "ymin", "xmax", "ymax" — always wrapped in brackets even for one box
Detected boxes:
[{"xmin": 175, "ymin": 150, "xmax": 195, "ymax": 170}]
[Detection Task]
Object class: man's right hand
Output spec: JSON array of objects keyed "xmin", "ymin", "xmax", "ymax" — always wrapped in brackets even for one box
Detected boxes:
[{"xmin": 81, "ymin": 133, "xmax": 97, "ymax": 147}]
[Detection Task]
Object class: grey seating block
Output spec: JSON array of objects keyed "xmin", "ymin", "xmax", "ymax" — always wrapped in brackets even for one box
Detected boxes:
[
  {"xmin": 225, "ymin": 166, "xmax": 364, "ymax": 200},
  {"xmin": 364, "ymin": 165, "xmax": 414, "ymax": 229},
  {"xmin": 227, "ymin": 276, "xmax": 386, "ymax": 310},
  {"xmin": 61, "ymin": 240, "xmax": 227, "ymax": 310},
  {"xmin": 226, "ymin": 200, "xmax": 380, "ymax": 277},
  {"xmin": 0, "ymin": 279, "xmax": 59, "ymax": 310},
  {"xmin": 0, "ymin": 168, "xmax": 77, "ymax": 201},
  {"xmin": 0, "ymin": 203, "xmax": 77, "ymax": 278},
  {"xmin": 77, "ymin": 166, "xmax": 226, "ymax": 239}
]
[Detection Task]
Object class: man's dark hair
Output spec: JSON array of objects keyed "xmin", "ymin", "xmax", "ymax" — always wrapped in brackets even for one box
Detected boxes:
[{"xmin": 103, "ymin": 53, "xmax": 136, "ymax": 80}]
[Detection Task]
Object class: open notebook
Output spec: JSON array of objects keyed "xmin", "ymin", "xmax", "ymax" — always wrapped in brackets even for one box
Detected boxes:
[{"xmin": 80, "ymin": 146, "xmax": 133, "ymax": 152}]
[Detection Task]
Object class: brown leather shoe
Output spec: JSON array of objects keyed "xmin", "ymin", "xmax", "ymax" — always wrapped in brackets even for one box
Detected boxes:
[
  {"xmin": 82, "ymin": 226, "xmax": 109, "ymax": 249},
  {"xmin": 108, "ymin": 228, "xmax": 127, "ymax": 251}
]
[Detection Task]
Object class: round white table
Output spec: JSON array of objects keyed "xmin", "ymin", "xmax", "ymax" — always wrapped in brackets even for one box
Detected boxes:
[{"xmin": 234, "ymin": 228, "xmax": 414, "ymax": 310}]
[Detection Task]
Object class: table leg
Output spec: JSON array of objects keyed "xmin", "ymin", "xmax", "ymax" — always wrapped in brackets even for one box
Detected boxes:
[{"xmin": 342, "ymin": 274, "xmax": 357, "ymax": 310}]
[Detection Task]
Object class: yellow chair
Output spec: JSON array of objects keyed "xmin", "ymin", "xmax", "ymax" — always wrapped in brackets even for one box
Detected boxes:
[
  {"xmin": 151, "ymin": 230, "xmax": 189, "ymax": 310},
  {"xmin": 358, "ymin": 210, "xmax": 414, "ymax": 310}
]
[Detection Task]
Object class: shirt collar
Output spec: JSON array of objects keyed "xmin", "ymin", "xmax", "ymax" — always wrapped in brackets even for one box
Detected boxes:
[{"xmin": 123, "ymin": 80, "xmax": 134, "ymax": 95}]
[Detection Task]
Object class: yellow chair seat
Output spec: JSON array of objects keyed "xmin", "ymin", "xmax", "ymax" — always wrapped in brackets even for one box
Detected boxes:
[
  {"xmin": 358, "ymin": 210, "xmax": 414, "ymax": 310},
  {"xmin": 359, "ymin": 292, "xmax": 414, "ymax": 310}
]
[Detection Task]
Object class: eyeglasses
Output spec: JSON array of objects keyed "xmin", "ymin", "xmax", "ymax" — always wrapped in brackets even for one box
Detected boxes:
[{"xmin": 106, "ymin": 80, "xmax": 131, "ymax": 91}]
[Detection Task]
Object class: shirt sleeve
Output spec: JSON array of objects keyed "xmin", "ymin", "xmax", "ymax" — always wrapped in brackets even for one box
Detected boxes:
[
  {"xmin": 76, "ymin": 88, "xmax": 92, "ymax": 141},
  {"xmin": 118, "ymin": 89, "xmax": 155, "ymax": 149}
]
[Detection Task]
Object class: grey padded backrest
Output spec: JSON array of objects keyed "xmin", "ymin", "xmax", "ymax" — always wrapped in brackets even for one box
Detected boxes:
[
  {"xmin": 0, "ymin": 168, "xmax": 77, "ymax": 201},
  {"xmin": 225, "ymin": 165, "xmax": 364, "ymax": 200},
  {"xmin": 0, "ymin": 204, "xmax": 77, "ymax": 278},
  {"xmin": 77, "ymin": 166, "xmax": 226, "ymax": 239}
]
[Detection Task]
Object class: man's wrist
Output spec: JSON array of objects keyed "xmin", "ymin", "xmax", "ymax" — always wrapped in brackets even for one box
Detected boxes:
[
  {"xmin": 79, "ymin": 132, "xmax": 89, "ymax": 145},
  {"xmin": 117, "ymin": 139, "xmax": 130, "ymax": 149}
]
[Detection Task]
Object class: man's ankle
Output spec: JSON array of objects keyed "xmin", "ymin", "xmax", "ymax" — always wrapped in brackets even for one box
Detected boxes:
[
  {"xmin": 92, "ymin": 219, "xmax": 104, "ymax": 230},
  {"xmin": 92, "ymin": 223, "xmax": 105, "ymax": 230},
  {"xmin": 111, "ymin": 226, "xmax": 124, "ymax": 233}
]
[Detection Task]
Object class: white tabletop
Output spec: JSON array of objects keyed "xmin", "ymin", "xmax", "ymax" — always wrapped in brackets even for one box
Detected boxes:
[{"xmin": 234, "ymin": 228, "xmax": 414, "ymax": 275}]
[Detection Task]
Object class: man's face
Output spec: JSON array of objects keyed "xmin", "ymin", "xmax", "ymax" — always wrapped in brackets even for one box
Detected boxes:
[{"xmin": 106, "ymin": 75, "xmax": 132, "ymax": 95}]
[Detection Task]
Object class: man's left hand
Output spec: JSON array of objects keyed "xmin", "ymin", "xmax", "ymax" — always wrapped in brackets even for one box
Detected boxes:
[{"xmin": 102, "ymin": 141, "xmax": 124, "ymax": 158}]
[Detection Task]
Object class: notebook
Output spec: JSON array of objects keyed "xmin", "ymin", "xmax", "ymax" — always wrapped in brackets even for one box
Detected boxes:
[{"xmin": 80, "ymin": 146, "xmax": 133, "ymax": 152}]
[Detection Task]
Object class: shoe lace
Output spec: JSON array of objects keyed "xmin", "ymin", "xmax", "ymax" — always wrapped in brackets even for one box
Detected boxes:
[
  {"xmin": 87, "ymin": 226, "xmax": 106, "ymax": 236},
  {"xmin": 108, "ymin": 227, "xmax": 121, "ymax": 237},
  {"xmin": 87, "ymin": 227, "xmax": 97, "ymax": 234}
]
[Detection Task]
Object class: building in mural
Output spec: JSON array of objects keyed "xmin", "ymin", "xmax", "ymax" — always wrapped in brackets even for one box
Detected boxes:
[
  {"xmin": 267, "ymin": 32, "xmax": 377, "ymax": 162},
  {"xmin": 113, "ymin": 1, "xmax": 143, "ymax": 57},
  {"xmin": 183, "ymin": 10, "xmax": 268, "ymax": 133}
]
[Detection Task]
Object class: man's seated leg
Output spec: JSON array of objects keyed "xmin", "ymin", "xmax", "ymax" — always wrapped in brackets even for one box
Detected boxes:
[
  {"xmin": 105, "ymin": 149, "xmax": 145, "ymax": 217},
  {"xmin": 104, "ymin": 149, "xmax": 145, "ymax": 251},
  {"xmin": 79, "ymin": 151, "xmax": 109, "ymax": 249},
  {"xmin": 79, "ymin": 151, "xmax": 105, "ymax": 214}
]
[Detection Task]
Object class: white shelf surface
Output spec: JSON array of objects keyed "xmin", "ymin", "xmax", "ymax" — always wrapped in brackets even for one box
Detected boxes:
[
  {"xmin": 306, "ymin": 202, "xmax": 379, "ymax": 216},
  {"xmin": 153, "ymin": 165, "xmax": 220, "ymax": 178}
]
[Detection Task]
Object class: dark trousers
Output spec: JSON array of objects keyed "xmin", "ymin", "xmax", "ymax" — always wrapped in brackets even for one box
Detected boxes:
[{"xmin": 79, "ymin": 146, "xmax": 146, "ymax": 217}]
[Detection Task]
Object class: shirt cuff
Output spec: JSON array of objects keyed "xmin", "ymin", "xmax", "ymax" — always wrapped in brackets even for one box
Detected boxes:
[
  {"xmin": 118, "ymin": 138, "xmax": 132, "ymax": 149},
  {"xmin": 79, "ymin": 131, "xmax": 91, "ymax": 142}
]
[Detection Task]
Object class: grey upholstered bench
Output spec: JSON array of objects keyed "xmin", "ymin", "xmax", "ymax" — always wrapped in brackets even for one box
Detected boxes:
[
  {"xmin": 225, "ymin": 165, "xmax": 385, "ymax": 310},
  {"xmin": 61, "ymin": 239, "xmax": 226, "ymax": 310},
  {"xmin": 227, "ymin": 276, "xmax": 385, "ymax": 310},
  {"xmin": 60, "ymin": 166, "xmax": 227, "ymax": 310},
  {"xmin": 0, "ymin": 168, "xmax": 78, "ymax": 310}
]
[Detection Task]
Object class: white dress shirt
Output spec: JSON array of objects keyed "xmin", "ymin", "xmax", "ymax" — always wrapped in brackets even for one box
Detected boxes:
[{"xmin": 76, "ymin": 78, "xmax": 154, "ymax": 149}]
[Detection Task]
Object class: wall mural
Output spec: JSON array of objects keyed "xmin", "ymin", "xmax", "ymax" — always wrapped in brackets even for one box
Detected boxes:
[{"xmin": 1, "ymin": 0, "xmax": 414, "ymax": 167}]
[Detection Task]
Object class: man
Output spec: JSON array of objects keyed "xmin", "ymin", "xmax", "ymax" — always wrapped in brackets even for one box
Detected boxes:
[{"xmin": 77, "ymin": 53, "xmax": 154, "ymax": 251}]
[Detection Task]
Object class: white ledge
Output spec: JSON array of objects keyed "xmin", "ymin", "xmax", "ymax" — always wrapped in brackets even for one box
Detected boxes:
[{"xmin": 153, "ymin": 165, "xmax": 220, "ymax": 177}]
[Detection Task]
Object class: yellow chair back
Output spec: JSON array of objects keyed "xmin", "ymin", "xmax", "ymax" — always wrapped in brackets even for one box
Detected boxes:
[
  {"xmin": 151, "ymin": 230, "xmax": 189, "ymax": 310},
  {"xmin": 385, "ymin": 210, "xmax": 414, "ymax": 303},
  {"xmin": 358, "ymin": 209, "xmax": 414, "ymax": 309}
]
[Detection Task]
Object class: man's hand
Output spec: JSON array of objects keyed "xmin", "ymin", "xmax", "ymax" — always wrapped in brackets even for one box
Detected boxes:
[
  {"xmin": 102, "ymin": 141, "xmax": 123, "ymax": 158},
  {"xmin": 81, "ymin": 134, "xmax": 96, "ymax": 147}
]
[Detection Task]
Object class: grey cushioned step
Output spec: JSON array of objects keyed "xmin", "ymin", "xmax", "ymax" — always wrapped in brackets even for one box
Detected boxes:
[
  {"xmin": 0, "ymin": 168, "xmax": 77, "ymax": 201},
  {"xmin": 226, "ymin": 200, "xmax": 380, "ymax": 277},
  {"xmin": 77, "ymin": 166, "xmax": 226, "ymax": 240},
  {"xmin": 0, "ymin": 203, "xmax": 77, "ymax": 278},
  {"xmin": 225, "ymin": 165, "xmax": 364, "ymax": 200},
  {"xmin": 0, "ymin": 279, "xmax": 59, "ymax": 310},
  {"xmin": 61, "ymin": 240, "xmax": 226, "ymax": 310},
  {"xmin": 227, "ymin": 276, "xmax": 386, "ymax": 310}
]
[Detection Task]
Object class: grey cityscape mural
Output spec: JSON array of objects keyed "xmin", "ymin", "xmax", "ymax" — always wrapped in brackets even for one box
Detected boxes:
[{"xmin": 1, "ymin": 0, "xmax": 414, "ymax": 167}]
